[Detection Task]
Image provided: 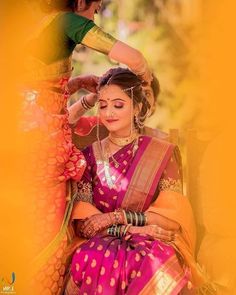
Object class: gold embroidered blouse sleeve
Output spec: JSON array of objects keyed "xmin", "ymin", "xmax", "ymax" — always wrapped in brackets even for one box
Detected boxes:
[
  {"xmin": 74, "ymin": 147, "xmax": 94, "ymax": 204},
  {"xmin": 76, "ymin": 180, "xmax": 93, "ymax": 203},
  {"xmin": 158, "ymin": 147, "xmax": 183, "ymax": 194},
  {"xmin": 81, "ymin": 25, "xmax": 117, "ymax": 55}
]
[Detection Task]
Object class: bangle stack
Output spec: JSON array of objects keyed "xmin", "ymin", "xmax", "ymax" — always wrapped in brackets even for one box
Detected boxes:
[
  {"xmin": 107, "ymin": 224, "xmax": 132, "ymax": 238},
  {"xmin": 81, "ymin": 95, "xmax": 94, "ymax": 110},
  {"xmin": 125, "ymin": 211, "xmax": 147, "ymax": 226}
]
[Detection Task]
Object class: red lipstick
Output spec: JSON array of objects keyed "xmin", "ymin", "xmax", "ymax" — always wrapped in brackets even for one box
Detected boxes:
[{"xmin": 106, "ymin": 119, "xmax": 118, "ymax": 123}]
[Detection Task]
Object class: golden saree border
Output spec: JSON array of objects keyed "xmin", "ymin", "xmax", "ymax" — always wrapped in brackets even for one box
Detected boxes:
[
  {"xmin": 92, "ymin": 140, "xmax": 103, "ymax": 164},
  {"xmin": 30, "ymin": 181, "xmax": 77, "ymax": 276},
  {"xmin": 139, "ymin": 255, "xmax": 186, "ymax": 295},
  {"xmin": 81, "ymin": 25, "xmax": 117, "ymax": 55},
  {"xmin": 64, "ymin": 276, "xmax": 80, "ymax": 295},
  {"xmin": 121, "ymin": 137, "xmax": 173, "ymax": 211},
  {"xmin": 91, "ymin": 140, "xmax": 109, "ymax": 178}
]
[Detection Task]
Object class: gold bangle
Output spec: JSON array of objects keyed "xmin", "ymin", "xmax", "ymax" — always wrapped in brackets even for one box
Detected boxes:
[
  {"xmin": 144, "ymin": 212, "xmax": 148, "ymax": 225},
  {"xmin": 80, "ymin": 95, "xmax": 89, "ymax": 110},
  {"xmin": 134, "ymin": 212, "xmax": 138, "ymax": 226},
  {"xmin": 113, "ymin": 209, "xmax": 124, "ymax": 224},
  {"xmin": 123, "ymin": 210, "xmax": 128, "ymax": 225},
  {"xmin": 113, "ymin": 211, "xmax": 120, "ymax": 224},
  {"xmin": 123, "ymin": 224, "xmax": 132, "ymax": 236},
  {"xmin": 84, "ymin": 95, "xmax": 95, "ymax": 108}
]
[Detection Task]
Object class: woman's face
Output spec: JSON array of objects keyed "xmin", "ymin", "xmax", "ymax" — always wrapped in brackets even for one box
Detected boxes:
[
  {"xmin": 98, "ymin": 84, "xmax": 134, "ymax": 137},
  {"xmin": 77, "ymin": 0, "xmax": 102, "ymax": 18},
  {"xmin": 94, "ymin": 0, "xmax": 103, "ymax": 13},
  {"xmin": 86, "ymin": 0, "xmax": 103, "ymax": 14}
]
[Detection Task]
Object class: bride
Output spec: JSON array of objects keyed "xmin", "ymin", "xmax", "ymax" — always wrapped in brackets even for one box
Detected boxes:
[{"xmin": 65, "ymin": 67, "xmax": 204, "ymax": 294}]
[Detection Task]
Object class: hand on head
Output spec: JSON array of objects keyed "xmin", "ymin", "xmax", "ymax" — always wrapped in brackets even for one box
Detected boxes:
[{"xmin": 67, "ymin": 74, "xmax": 99, "ymax": 95}]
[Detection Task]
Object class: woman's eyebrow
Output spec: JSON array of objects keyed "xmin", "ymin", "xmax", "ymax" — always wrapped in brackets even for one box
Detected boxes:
[
  {"xmin": 111, "ymin": 98, "xmax": 126, "ymax": 102},
  {"xmin": 98, "ymin": 99, "xmax": 107, "ymax": 102},
  {"xmin": 98, "ymin": 98, "xmax": 126, "ymax": 102}
]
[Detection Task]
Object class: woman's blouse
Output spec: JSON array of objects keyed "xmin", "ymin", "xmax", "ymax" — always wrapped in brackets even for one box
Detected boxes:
[
  {"xmin": 27, "ymin": 12, "xmax": 116, "ymax": 64},
  {"xmin": 76, "ymin": 138, "xmax": 183, "ymax": 212}
]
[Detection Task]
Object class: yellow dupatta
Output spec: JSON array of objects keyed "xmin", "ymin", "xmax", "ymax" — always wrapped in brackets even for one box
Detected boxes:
[{"xmin": 147, "ymin": 191, "xmax": 217, "ymax": 293}]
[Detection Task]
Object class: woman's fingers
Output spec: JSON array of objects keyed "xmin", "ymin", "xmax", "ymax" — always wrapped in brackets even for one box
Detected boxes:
[
  {"xmin": 67, "ymin": 75, "xmax": 99, "ymax": 94},
  {"xmin": 149, "ymin": 225, "xmax": 175, "ymax": 241},
  {"xmin": 83, "ymin": 75, "xmax": 99, "ymax": 93},
  {"xmin": 80, "ymin": 219, "xmax": 97, "ymax": 236},
  {"xmin": 82, "ymin": 224, "xmax": 96, "ymax": 238},
  {"xmin": 153, "ymin": 233, "xmax": 173, "ymax": 242},
  {"xmin": 156, "ymin": 226, "xmax": 174, "ymax": 237},
  {"xmin": 81, "ymin": 215, "xmax": 105, "ymax": 237}
]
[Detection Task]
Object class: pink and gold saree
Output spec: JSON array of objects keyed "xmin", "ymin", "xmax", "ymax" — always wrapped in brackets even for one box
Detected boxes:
[{"xmin": 65, "ymin": 135, "xmax": 204, "ymax": 294}]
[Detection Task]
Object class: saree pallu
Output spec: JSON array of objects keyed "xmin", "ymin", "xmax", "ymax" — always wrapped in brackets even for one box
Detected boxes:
[
  {"xmin": 65, "ymin": 136, "xmax": 202, "ymax": 295},
  {"xmin": 22, "ymin": 57, "xmax": 86, "ymax": 295}
]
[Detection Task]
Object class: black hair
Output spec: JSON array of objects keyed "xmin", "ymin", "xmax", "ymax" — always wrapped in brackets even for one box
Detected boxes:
[
  {"xmin": 40, "ymin": 0, "xmax": 100, "ymax": 12},
  {"xmin": 151, "ymin": 75, "xmax": 160, "ymax": 104}
]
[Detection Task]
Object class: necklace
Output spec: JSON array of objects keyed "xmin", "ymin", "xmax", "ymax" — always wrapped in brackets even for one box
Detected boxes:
[
  {"xmin": 105, "ymin": 140, "xmax": 120, "ymax": 168},
  {"xmin": 101, "ymin": 135, "xmax": 140, "ymax": 189},
  {"xmin": 108, "ymin": 132, "xmax": 139, "ymax": 147},
  {"xmin": 102, "ymin": 139, "xmax": 117, "ymax": 189}
]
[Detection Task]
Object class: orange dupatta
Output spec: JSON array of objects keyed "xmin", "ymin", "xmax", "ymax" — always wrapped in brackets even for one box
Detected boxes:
[{"xmin": 147, "ymin": 191, "xmax": 207, "ymax": 289}]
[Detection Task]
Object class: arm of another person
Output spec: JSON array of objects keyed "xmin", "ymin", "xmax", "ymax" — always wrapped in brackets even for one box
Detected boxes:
[
  {"xmin": 108, "ymin": 40, "xmax": 152, "ymax": 85},
  {"xmin": 81, "ymin": 27, "xmax": 152, "ymax": 84},
  {"xmin": 64, "ymin": 13, "xmax": 152, "ymax": 85},
  {"xmin": 68, "ymin": 93, "xmax": 97, "ymax": 124},
  {"xmin": 63, "ymin": 13, "xmax": 152, "ymax": 84}
]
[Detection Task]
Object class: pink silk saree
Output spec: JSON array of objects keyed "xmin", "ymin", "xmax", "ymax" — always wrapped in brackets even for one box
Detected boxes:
[{"xmin": 65, "ymin": 135, "xmax": 202, "ymax": 294}]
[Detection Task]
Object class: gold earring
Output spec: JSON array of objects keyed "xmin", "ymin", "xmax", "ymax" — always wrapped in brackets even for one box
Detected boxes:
[{"xmin": 134, "ymin": 114, "xmax": 144, "ymax": 129}]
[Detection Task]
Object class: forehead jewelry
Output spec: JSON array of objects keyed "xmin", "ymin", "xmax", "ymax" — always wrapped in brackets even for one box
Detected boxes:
[
  {"xmin": 123, "ymin": 83, "xmax": 141, "ymax": 93},
  {"xmin": 106, "ymin": 75, "xmax": 113, "ymax": 85}
]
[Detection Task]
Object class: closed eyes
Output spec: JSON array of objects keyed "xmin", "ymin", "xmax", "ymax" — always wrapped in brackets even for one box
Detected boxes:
[{"xmin": 99, "ymin": 101, "xmax": 125, "ymax": 109}]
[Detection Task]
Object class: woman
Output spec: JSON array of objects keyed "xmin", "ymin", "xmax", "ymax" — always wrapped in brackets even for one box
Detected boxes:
[
  {"xmin": 65, "ymin": 68, "xmax": 205, "ymax": 294},
  {"xmin": 23, "ymin": 1, "xmax": 152, "ymax": 294}
]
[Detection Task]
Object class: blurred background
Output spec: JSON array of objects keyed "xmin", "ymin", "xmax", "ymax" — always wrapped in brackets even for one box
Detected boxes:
[{"xmin": 1, "ymin": 1, "xmax": 236, "ymax": 293}]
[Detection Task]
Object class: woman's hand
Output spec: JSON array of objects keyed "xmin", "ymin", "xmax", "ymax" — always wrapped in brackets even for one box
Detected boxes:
[
  {"xmin": 80, "ymin": 213, "xmax": 113, "ymax": 239},
  {"xmin": 67, "ymin": 75, "xmax": 99, "ymax": 95},
  {"xmin": 80, "ymin": 210, "xmax": 126, "ymax": 239},
  {"xmin": 68, "ymin": 93, "xmax": 98, "ymax": 124},
  {"xmin": 128, "ymin": 225, "xmax": 176, "ymax": 242}
]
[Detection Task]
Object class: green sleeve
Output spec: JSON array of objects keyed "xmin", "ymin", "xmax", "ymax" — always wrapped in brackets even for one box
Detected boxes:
[{"xmin": 63, "ymin": 12, "xmax": 96, "ymax": 44}]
